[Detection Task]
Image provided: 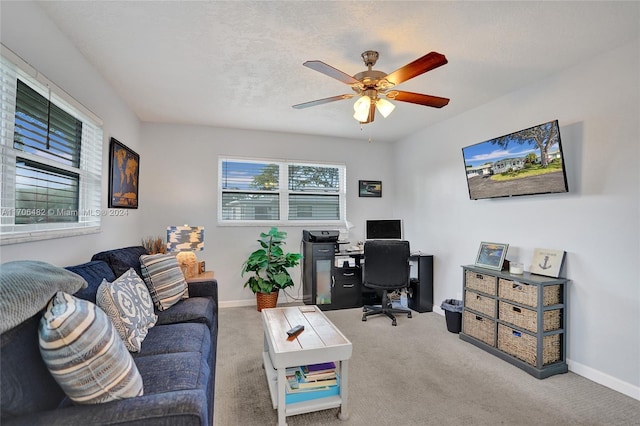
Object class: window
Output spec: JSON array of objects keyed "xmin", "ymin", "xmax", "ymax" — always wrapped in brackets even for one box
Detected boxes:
[
  {"xmin": 1, "ymin": 47, "xmax": 103, "ymax": 245},
  {"xmin": 219, "ymin": 157, "xmax": 345, "ymax": 225}
]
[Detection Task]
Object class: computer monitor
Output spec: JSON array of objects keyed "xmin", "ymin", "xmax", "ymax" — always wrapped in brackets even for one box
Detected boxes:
[{"xmin": 365, "ymin": 219, "xmax": 403, "ymax": 240}]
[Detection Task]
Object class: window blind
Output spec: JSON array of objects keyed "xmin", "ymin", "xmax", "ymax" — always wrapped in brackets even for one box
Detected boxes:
[
  {"xmin": 219, "ymin": 157, "xmax": 345, "ymax": 224},
  {"xmin": 1, "ymin": 46, "xmax": 103, "ymax": 244}
]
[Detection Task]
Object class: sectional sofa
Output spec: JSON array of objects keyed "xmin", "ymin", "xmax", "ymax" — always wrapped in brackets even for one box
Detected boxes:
[{"xmin": 0, "ymin": 246, "xmax": 218, "ymax": 426}]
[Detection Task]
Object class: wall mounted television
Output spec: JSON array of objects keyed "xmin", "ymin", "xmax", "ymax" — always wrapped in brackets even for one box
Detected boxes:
[
  {"xmin": 366, "ymin": 219, "xmax": 403, "ymax": 240},
  {"xmin": 462, "ymin": 120, "xmax": 569, "ymax": 200}
]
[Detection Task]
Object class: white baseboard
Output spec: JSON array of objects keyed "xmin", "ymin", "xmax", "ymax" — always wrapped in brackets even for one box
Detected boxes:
[
  {"xmin": 219, "ymin": 299, "xmax": 256, "ymax": 309},
  {"xmin": 567, "ymin": 359, "xmax": 640, "ymax": 401}
]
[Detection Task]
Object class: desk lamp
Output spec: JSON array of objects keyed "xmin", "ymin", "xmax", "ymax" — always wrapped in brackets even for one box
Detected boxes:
[{"xmin": 166, "ymin": 225, "xmax": 204, "ymax": 279}]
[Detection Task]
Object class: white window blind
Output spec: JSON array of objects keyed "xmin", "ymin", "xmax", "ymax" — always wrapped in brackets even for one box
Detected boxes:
[
  {"xmin": 1, "ymin": 46, "xmax": 103, "ymax": 245},
  {"xmin": 219, "ymin": 157, "xmax": 345, "ymax": 225}
]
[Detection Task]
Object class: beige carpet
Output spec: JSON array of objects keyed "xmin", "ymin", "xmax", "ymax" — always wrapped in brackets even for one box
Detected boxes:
[{"xmin": 214, "ymin": 305, "xmax": 640, "ymax": 425}]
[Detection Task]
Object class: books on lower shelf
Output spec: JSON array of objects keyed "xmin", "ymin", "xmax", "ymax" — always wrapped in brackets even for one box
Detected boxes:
[{"xmin": 285, "ymin": 362, "xmax": 339, "ymax": 404}]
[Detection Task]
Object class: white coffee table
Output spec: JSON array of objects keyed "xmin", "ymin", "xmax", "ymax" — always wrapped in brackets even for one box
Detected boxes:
[{"xmin": 261, "ymin": 305, "xmax": 352, "ymax": 426}]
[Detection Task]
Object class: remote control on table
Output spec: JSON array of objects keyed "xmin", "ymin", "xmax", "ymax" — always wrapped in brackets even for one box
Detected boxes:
[{"xmin": 286, "ymin": 325, "xmax": 304, "ymax": 336}]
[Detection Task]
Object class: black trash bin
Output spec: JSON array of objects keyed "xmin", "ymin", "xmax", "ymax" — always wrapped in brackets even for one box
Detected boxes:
[{"xmin": 440, "ymin": 299, "xmax": 463, "ymax": 333}]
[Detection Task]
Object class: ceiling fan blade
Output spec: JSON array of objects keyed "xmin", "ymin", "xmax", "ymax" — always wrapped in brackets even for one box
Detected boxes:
[
  {"xmin": 303, "ymin": 61, "xmax": 360, "ymax": 85},
  {"xmin": 384, "ymin": 52, "xmax": 448, "ymax": 86},
  {"xmin": 386, "ymin": 90, "xmax": 449, "ymax": 108},
  {"xmin": 292, "ymin": 94, "xmax": 355, "ymax": 109}
]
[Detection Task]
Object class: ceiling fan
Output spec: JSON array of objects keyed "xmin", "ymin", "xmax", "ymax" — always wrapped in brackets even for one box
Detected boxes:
[{"xmin": 292, "ymin": 50, "xmax": 449, "ymax": 124}]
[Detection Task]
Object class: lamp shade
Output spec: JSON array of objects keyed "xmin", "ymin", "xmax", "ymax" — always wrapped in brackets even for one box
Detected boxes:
[
  {"xmin": 166, "ymin": 225, "xmax": 204, "ymax": 252},
  {"xmin": 376, "ymin": 98, "xmax": 395, "ymax": 118},
  {"xmin": 353, "ymin": 95, "xmax": 371, "ymax": 122}
]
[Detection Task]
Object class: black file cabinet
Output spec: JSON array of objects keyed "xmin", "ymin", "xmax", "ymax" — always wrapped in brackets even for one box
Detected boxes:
[
  {"xmin": 408, "ymin": 254, "xmax": 434, "ymax": 312},
  {"xmin": 333, "ymin": 267, "xmax": 362, "ymax": 309},
  {"xmin": 302, "ymin": 241, "xmax": 363, "ymax": 310}
]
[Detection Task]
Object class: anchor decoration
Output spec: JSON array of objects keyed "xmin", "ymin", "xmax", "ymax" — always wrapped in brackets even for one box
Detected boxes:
[
  {"xmin": 538, "ymin": 255, "xmax": 552, "ymax": 270},
  {"xmin": 530, "ymin": 248, "xmax": 566, "ymax": 278}
]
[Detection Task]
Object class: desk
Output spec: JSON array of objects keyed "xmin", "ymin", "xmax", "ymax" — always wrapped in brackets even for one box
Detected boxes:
[{"xmin": 302, "ymin": 241, "xmax": 433, "ymax": 312}]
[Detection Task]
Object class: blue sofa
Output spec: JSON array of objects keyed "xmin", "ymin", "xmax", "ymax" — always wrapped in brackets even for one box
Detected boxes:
[{"xmin": 0, "ymin": 246, "xmax": 218, "ymax": 426}]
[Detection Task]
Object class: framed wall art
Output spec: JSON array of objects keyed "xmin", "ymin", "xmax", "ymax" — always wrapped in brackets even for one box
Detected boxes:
[
  {"xmin": 108, "ymin": 137, "xmax": 139, "ymax": 208},
  {"xmin": 359, "ymin": 180, "xmax": 382, "ymax": 197},
  {"xmin": 475, "ymin": 242, "xmax": 509, "ymax": 270},
  {"xmin": 530, "ymin": 248, "xmax": 566, "ymax": 277}
]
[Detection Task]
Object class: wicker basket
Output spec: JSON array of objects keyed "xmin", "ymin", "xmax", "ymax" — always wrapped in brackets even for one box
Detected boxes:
[
  {"xmin": 498, "ymin": 301, "xmax": 561, "ymax": 333},
  {"xmin": 256, "ymin": 290, "xmax": 279, "ymax": 312},
  {"xmin": 498, "ymin": 279, "xmax": 560, "ymax": 307},
  {"xmin": 497, "ymin": 324, "xmax": 560, "ymax": 366},
  {"xmin": 462, "ymin": 310, "xmax": 495, "ymax": 346},
  {"xmin": 465, "ymin": 290, "xmax": 496, "ymax": 317},
  {"xmin": 465, "ymin": 271, "xmax": 497, "ymax": 296}
]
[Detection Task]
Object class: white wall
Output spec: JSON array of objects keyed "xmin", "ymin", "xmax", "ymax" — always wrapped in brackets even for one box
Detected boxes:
[
  {"xmin": 394, "ymin": 38, "xmax": 640, "ymax": 399},
  {"xmin": 0, "ymin": 1, "xmax": 143, "ymax": 265},
  {"xmin": 138, "ymin": 124, "xmax": 395, "ymax": 305}
]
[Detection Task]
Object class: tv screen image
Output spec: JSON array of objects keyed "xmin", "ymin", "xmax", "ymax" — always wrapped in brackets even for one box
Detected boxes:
[
  {"xmin": 461, "ymin": 120, "xmax": 569, "ymax": 200},
  {"xmin": 366, "ymin": 219, "xmax": 403, "ymax": 240}
]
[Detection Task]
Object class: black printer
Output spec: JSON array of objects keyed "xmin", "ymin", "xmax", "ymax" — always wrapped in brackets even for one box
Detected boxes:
[{"xmin": 302, "ymin": 229, "xmax": 340, "ymax": 243}]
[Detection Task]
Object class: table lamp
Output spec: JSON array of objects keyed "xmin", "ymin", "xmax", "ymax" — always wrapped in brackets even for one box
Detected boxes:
[{"xmin": 166, "ymin": 225, "xmax": 204, "ymax": 279}]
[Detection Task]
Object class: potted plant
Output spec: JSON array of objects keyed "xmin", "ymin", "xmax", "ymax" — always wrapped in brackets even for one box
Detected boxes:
[{"xmin": 241, "ymin": 227, "xmax": 302, "ymax": 311}]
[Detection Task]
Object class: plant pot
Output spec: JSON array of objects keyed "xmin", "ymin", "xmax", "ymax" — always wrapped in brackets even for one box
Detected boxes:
[{"xmin": 256, "ymin": 290, "xmax": 279, "ymax": 312}]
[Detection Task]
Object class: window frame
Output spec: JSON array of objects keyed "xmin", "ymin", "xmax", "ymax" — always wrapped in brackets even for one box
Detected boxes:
[
  {"xmin": 218, "ymin": 156, "xmax": 346, "ymax": 226},
  {"xmin": 1, "ymin": 45, "xmax": 104, "ymax": 245}
]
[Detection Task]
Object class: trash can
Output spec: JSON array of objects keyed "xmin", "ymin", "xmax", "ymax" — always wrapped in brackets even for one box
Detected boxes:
[{"xmin": 440, "ymin": 299, "xmax": 463, "ymax": 333}]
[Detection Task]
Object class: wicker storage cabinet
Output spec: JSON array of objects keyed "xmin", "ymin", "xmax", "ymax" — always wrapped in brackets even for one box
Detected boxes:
[{"xmin": 460, "ymin": 265, "xmax": 569, "ymax": 379}]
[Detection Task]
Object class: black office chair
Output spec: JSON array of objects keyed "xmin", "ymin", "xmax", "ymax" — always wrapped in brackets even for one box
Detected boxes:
[{"xmin": 361, "ymin": 240, "xmax": 412, "ymax": 326}]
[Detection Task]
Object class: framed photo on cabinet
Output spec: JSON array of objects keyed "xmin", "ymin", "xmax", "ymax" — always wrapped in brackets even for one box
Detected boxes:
[{"xmin": 475, "ymin": 242, "xmax": 509, "ymax": 270}]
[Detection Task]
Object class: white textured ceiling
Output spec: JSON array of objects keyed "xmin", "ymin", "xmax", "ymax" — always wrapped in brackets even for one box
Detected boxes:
[{"xmin": 36, "ymin": 1, "xmax": 639, "ymax": 143}]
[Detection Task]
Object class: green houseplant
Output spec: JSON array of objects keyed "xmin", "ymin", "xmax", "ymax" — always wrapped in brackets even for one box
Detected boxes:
[{"xmin": 241, "ymin": 227, "xmax": 302, "ymax": 311}]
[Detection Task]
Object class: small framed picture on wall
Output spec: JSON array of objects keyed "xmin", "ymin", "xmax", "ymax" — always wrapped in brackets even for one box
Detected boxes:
[
  {"xmin": 359, "ymin": 180, "xmax": 382, "ymax": 197},
  {"xmin": 108, "ymin": 138, "xmax": 139, "ymax": 208}
]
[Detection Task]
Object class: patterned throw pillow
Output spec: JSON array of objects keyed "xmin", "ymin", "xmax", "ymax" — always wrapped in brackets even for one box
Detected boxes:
[
  {"xmin": 97, "ymin": 268, "xmax": 158, "ymax": 352},
  {"xmin": 139, "ymin": 253, "xmax": 189, "ymax": 311},
  {"xmin": 39, "ymin": 292, "xmax": 143, "ymax": 404}
]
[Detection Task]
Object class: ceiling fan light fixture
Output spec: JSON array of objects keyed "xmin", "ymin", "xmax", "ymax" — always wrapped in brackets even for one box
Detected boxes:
[
  {"xmin": 353, "ymin": 95, "xmax": 371, "ymax": 122},
  {"xmin": 376, "ymin": 98, "xmax": 395, "ymax": 118}
]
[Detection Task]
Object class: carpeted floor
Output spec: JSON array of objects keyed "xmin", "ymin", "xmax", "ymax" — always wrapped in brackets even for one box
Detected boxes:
[{"xmin": 214, "ymin": 305, "xmax": 640, "ymax": 425}]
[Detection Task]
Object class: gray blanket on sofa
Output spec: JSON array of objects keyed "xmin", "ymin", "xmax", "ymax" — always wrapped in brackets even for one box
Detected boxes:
[{"xmin": 0, "ymin": 260, "xmax": 87, "ymax": 333}]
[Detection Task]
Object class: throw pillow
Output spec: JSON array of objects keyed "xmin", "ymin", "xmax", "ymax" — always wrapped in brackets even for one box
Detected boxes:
[
  {"xmin": 92, "ymin": 246, "xmax": 149, "ymax": 278},
  {"xmin": 0, "ymin": 260, "xmax": 87, "ymax": 333},
  {"xmin": 39, "ymin": 292, "xmax": 144, "ymax": 404},
  {"xmin": 139, "ymin": 253, "xmax": 189, "ymax": 311},
  {"xmin": 96, "ymin": 268, "xmax": 158, "ymax": 352}
]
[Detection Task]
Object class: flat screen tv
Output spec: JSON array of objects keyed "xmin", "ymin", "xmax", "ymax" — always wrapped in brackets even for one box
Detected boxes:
[
  {"xmin": 462, "ymin": 120, "xmax": 569, "ymax": 200},
  {"xmin": 366, "ymin": 219, "xmax": 403, "ymax": 240}
]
